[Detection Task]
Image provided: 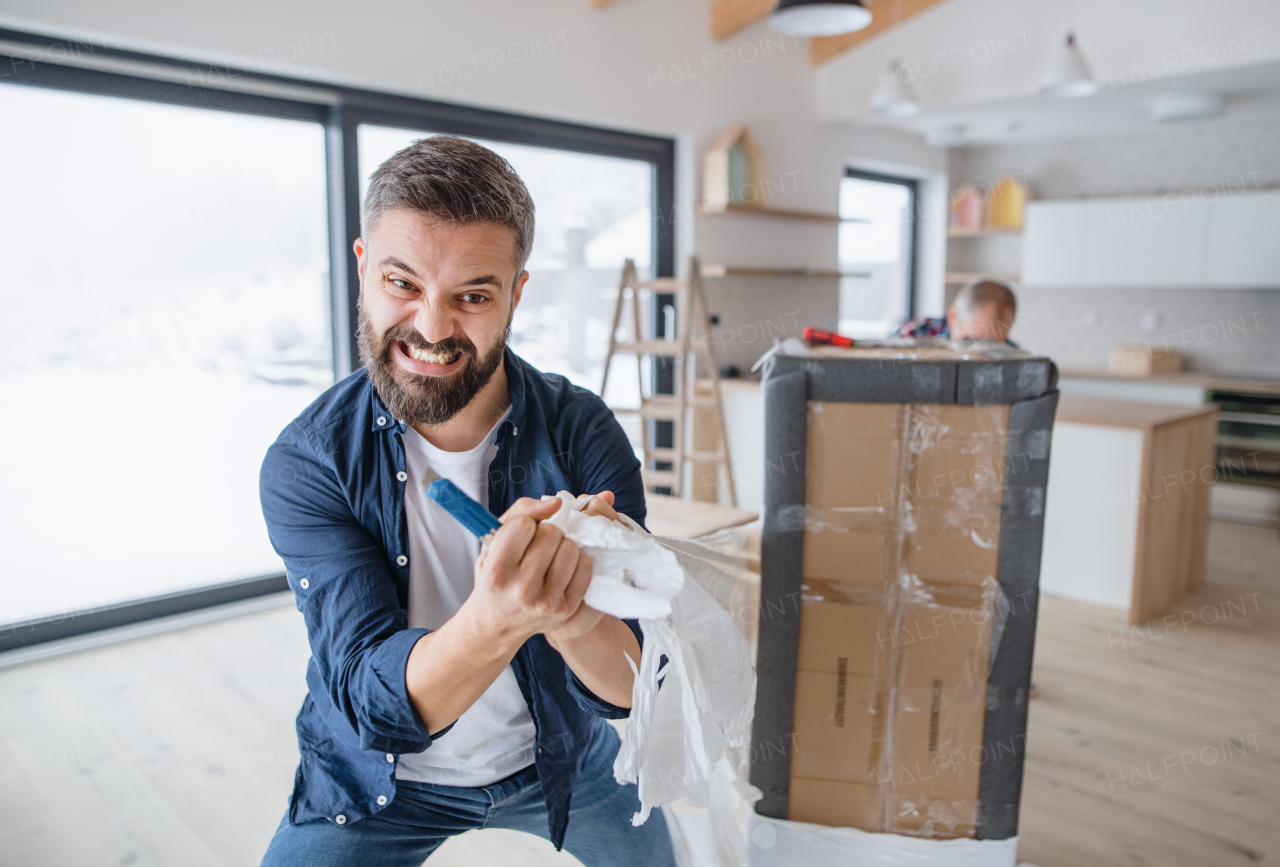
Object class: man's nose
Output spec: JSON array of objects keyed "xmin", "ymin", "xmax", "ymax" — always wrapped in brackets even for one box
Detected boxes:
[{"xmin": 413, "ymin": 302, "xmax": 455, "ymax": 345}]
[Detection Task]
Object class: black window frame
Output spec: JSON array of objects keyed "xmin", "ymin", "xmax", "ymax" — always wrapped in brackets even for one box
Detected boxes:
[
  {"xmin": 841, "ymin": 167, "xmax": 919, "ymax": 326},
  {"xmin": 0, "ymin": 28, "xmax": 675, "ymax": 652}
]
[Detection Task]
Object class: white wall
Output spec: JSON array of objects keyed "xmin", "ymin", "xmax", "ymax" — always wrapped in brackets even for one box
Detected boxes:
[
  {"xmin": 815, "ymin": 0, "xmax": 1280, "ymax": 123},
  {"xmin": 0, "ymin": 0, "xmax": 946, "ymax": 359}
]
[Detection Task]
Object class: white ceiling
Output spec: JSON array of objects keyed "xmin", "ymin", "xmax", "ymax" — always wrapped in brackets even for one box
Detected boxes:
[{"xmin": 850, "ymin": 56, "xmax": 1280, "ymax": 146}]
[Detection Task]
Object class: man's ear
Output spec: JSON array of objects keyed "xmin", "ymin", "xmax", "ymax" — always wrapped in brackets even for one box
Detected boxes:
[
  {"xmin": 511, "ymin": 270, "xmax": 529, "ymax": 311},
  {"xmin": 353, "ymin": 237, "xmax": 367, "ymax": 288}
]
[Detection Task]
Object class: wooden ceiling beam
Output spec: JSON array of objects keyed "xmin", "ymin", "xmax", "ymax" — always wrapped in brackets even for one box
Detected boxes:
[
  {"xmin": 810, "ymin": 0, "xmax": 952, "ymax": 65},
  {"xmin": 711, "ymin": 0, "xmax": 775, "ymax": 41}
]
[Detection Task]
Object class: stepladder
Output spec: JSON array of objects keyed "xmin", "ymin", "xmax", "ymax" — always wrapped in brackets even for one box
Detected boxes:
[{"xmin": 600, "ymin": 257, "xmax": 736, "ymax": 505}]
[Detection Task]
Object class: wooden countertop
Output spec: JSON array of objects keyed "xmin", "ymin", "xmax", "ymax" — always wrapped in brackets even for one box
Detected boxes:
[
  {"xmin": 1055, "ymin": 395, "xmax": 1219, "ymax": 430},
  {"xmin": 1060, "ymin": 368, "xmax": 1280, "ymax": 397},
  {"xmin": 644, "ymin": 492, "xmax": 757, "ymax": 539}
]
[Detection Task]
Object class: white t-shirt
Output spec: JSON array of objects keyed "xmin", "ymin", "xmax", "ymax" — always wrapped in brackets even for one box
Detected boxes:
[{"xmin": 394, "ymin": 409, "xmax": 537, "ymax": 787}]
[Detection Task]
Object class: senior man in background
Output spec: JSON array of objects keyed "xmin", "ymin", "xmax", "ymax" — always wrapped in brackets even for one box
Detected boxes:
[{"xmin": 898, "ymin": 278, "xmax": 1019, "ymax": 345}]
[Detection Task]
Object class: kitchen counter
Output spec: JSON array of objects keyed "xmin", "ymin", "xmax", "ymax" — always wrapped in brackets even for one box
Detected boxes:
[
  {"xmin": 1055, "ymin": 395, "xmax": 1219, "ymax": 429},
  {"xmin": 1060, "ymin": 368, "xmax": 1280, "ymax": 397},
  {"xmin": 1041, "ymin": 397, "xmax": 1219, "ymax": 624}
]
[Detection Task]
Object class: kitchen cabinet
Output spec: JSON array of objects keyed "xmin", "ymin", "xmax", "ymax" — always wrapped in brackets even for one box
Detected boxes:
[
  {"xmin": 1021, "ymin": 200, "xmax": 1084, "ymax": 288},
  {"xmin": 1206, "ymin": 190, "xmax": 1280, "ymax": 287},
  {"xmin": 1040, "ymin": 397, "xmax": 1218, "ymax": 624},
  {"xmin": 1023, "ymin": 190, "xmax": 1280, "ymax": 289},
  {"xmin": 1082, "ymin": 197, "xmax": 1208, "ymax": 287}
]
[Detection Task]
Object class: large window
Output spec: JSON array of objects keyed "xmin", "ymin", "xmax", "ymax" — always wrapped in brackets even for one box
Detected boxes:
[
  {"xmin": 0, "ymin": 82, "xmax": 331, "ymax": 629},
  {"xmin": 837, "ymin": 170, "xmax": 917, "ymax": 339},
  {"xmin": 0, "ymin": 31, "xmax": 673, "ymax": 650}
]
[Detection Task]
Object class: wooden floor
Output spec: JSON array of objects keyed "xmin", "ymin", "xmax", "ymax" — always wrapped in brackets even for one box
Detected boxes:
[
  {"xmin": 0, "ymin": 520, "xmax": 1275, "ymax": 866},
  {"xmin": 1017, "ymin": 518, "xmax": 1280, "ymax": 867}
]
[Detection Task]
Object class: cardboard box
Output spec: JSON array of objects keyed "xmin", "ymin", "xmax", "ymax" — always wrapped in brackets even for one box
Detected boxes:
[
  {"xmin": 788, "ymin": 777, "xmax": 880, "ymax": 828},
  {"xmin": 1108, "ymin": 344, "xmax": 1184, "ymax": 376},
  {"xmin": 751, "ymin": 341, "xmax": 1058, "ymax": 843},
  {"xmin": 887, "ymin": 585, "xmax": 994, "ymax": 837}
]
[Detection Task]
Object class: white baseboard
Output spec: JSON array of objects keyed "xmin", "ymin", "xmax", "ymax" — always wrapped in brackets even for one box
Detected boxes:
[{"xmin": 0, "ymin": 591, "xmax": 296, "ymax": 671}]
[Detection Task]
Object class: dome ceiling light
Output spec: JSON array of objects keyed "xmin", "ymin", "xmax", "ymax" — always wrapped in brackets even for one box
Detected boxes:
[{"xmin": 769, "ymin": 0, "xmax": 872, "ymax": 38}]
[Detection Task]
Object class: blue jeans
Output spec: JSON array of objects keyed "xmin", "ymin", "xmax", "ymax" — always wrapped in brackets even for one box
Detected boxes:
[{"xmin": 260, "ymin": 718, "xmax": 676, "ymax": 867}]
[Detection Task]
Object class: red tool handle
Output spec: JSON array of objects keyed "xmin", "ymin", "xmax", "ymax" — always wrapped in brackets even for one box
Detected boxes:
[{"xmin": 802, "ymin": 326, "xmax": 853, "ymax": 347}]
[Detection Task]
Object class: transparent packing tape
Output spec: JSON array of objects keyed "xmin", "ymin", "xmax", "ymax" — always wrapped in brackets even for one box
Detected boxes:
[
  {"xmin": 882, "ymin": 575, "xmax": 1006, "ymax": 837},
  {"xmin": 747, "ymin": 809, "xmax": 1019, "ymax": 867},
  {"xmin": 789, "ymin": 399, "xmax": 1015, "ymax": 839}
]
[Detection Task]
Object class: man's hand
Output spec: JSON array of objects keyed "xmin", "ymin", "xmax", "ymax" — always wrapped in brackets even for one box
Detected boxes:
[
  {"xmin": 578, "ymin": 489, "xmax": 620, "ymax": 523},
  {"xmin": 543, "ymin": 490, "xmax": 621, "ymax": 644},
  {"xmin": 541, "ymin": 489, "xmax": 640, "ymax": 708},
  {"xmin": 464, "ymin": 497, "xmax": 594, "ymax": 649}
]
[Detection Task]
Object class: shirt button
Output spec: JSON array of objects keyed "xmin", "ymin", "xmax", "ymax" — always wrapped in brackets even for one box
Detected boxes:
[
  {"xmin": 376, "ymin": 795, "xmax": 388, "ymax": 806},
  {"xmin": 396, "ymin": 555, "xmax": 408, "ymax": 567},
  {"xmin": 335, "ymin": 814, "xmax": 346, "ymax": 825},
  {"xmin": 299, "ymin": 578, "xmax": 310, "ymax": 590},
  {"xmin": 386, "ymin": 753, "xmax": 395, "ymax": 763},
  {"xmin": 396, "ymin": 471, "xmax": 407, "ymax": 482},
  {"xmin": 377, "ymin": 416, "xmax": 387, "ymax": 426}
]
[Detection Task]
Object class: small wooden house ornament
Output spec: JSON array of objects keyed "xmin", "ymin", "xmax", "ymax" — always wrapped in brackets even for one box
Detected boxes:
[{"xmin": 703, "ymin": 124, "xmax": 766, "ymax": 212}]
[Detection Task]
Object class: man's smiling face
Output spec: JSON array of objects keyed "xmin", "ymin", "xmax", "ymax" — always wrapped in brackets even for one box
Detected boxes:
[{"xmin": 354, "ymin": 207, "xmax": 527, "ymax": 426}]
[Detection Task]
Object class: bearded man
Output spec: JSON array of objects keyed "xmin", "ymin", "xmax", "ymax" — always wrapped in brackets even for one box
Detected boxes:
[{"xmin": 257, "ymin": 135, "xmax": 675, "ymax": 867}]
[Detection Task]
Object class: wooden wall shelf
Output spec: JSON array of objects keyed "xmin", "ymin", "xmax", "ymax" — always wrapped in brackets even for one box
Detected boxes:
[
  {"xmin": 945, "ymin": 271, "xmax": 1021, "ymax": 285},
  {"xmin": 947, "ymin": 226, "xmax": 1022, "ymax": 238},
  {"xmin": 702, "ymin": 265, "xmax": 851, "ymax": 279},
  {"xmin": 696, "ymin": 203, "xmax": 842, "ymax": 223}
]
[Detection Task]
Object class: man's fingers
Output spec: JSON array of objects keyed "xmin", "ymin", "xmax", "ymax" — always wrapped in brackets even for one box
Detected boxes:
[
  {"xmin": 500, "ymin": 496, "xmax": 559, "ymax": 524},
  {"xmin": 518, "ymin": 521, "xmax": 564, "ymax": 585},
  {"xmin": 565, "ymin": 550, "xmax": 593, "ymax": 610},
  {"xmin": 580, "ymin": 492, "xmax": 620, "ymax": 523},
  {"xmin": 544, "ymin": 537, "xmax": 581, "ymax": 605},
  {"xmin": 484, "ymin": 515, "xmax": 539, "ymax": 577}
]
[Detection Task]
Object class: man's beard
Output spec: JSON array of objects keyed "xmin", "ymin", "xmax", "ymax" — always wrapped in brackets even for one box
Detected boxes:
[{"xmin": 357, "ymin": 306, "xmax": 509, "ymax": 426}]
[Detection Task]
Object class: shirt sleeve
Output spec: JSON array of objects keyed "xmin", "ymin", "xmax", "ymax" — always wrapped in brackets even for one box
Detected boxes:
[{"xmin": 260, "ymin": 421, "xmax": 434, "ymax": 756}]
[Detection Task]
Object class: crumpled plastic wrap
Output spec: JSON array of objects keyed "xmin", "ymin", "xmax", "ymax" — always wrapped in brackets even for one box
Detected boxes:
[
  {"xmin": 747, "ymin": 809, "xmax": 1019, "ymax": 867},
  {"xmin": 543, "ymin": 493, "xmax": 757, "ymax": 828}
]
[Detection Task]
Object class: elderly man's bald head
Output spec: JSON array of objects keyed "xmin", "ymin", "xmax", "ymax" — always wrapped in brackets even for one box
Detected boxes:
[{"xmin": 948, "ymin": 280, "xmax": 1017, "ymax": 343}]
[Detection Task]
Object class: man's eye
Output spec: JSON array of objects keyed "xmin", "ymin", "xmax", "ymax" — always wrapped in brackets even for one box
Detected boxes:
[
  {"xmin": 461, "ymin": 293, "xmax": 488, "ymax": 304},
  {"xmin": 389, "ymin": 278, "xmax": 414, "ymax": 292}
]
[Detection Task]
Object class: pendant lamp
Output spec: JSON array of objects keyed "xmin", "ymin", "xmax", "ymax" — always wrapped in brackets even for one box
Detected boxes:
[
  {"xmin": 870, "ymin": 58, "xmax": 920, "ymax": 116},
  {"xmin": 769, "ymin": 0, "xmax": 872, "ymax": 37},
  {"xmin": 1039, "ymin": 32, "xmax": 1099, "ymax": 98}
]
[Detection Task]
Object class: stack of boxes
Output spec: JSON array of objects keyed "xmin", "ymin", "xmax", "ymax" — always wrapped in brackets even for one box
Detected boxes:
[{"xmin": 751, "ymin": 343, "xmax": 1058, "ymax": 845}]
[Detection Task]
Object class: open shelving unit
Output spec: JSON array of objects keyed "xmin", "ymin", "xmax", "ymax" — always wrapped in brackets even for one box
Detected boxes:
[
  {"xmin": 947, "ymin": 225, "xmax": 1022, "ymax": 238},
  {"xmin": 696, "ymin": 202, "xmax": 842, "ymax": 223}
]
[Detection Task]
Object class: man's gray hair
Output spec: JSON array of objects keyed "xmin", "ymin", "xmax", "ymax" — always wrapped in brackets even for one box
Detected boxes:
[
  {"xmin": 361, "ymin": 135, "xmax": 536, "ymax": 276},
  {"xmin": 953, "ymin": 279, "xmax": 1017, "ymax": 324}
]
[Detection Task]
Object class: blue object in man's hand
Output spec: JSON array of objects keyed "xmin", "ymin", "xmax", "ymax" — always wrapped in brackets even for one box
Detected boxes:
[{"xmin": 427, "ymin": 477, "xmax": 501, "ymax": 543}]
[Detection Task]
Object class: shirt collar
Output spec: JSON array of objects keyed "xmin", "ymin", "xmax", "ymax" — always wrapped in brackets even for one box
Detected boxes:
[{"xmin": 367, "ymin": 347, "xmax": 529, "ymax": 436}]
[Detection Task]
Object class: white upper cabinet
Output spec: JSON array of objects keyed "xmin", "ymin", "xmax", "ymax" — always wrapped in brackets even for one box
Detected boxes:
[
  {"xmin": 1022, "ymin": 200, "xmax": 1084, "ymax": 288},
  {"xmin": 1023, "ymin": 190, "xmax": 1280, "ymax": 289},
  {"xmin": 1082, "ymin": 196, "xmax": 1209, "ymax": 287},
  {"xmin": 1206, "ymin": 190, "xmax": 1280, "ymax": 288}
]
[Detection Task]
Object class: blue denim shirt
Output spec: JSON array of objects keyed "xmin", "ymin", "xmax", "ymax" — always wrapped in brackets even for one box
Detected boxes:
[{"xmin": 259, "ymin": 349, "xmax": 645, "ymax": 849}]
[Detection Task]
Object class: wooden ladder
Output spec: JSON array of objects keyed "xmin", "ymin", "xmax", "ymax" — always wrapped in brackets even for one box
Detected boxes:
[{"xmin": 600, "ymin": 257, "xmax": 735, "ymax": 504}]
